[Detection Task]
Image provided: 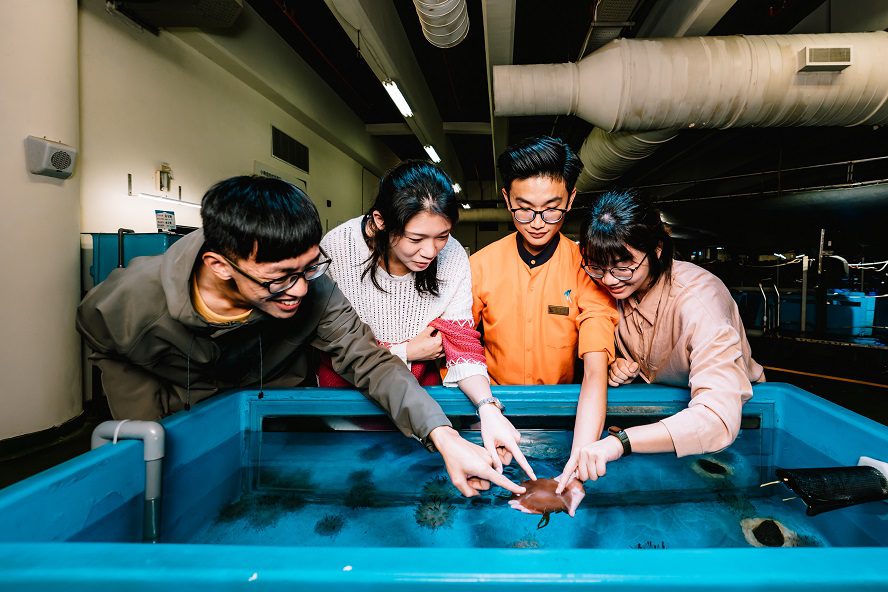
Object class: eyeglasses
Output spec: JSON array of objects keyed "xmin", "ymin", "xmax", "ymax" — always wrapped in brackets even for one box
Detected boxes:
[
  {"xmin": 506, "ymin": 197, "xmax": 568, "ymax": 224},
  {"xmin": 583, "ymin": 254, "xmax": 648, "ymax": 281},
  {"xmin": 223, "ymin": 253, "xmax": 332, "ymax": 295}
]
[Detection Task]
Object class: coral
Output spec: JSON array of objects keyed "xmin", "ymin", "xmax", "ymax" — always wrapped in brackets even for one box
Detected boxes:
[
  {"xmin": 414, "ymin": 499, "xmax": 455, "ymax": 530},
  {"xmin": 511, "ymin": 535, "xmax": 541, "ymax": 549},
  {"xmin": 217, "ymin": 496, "xmax": 251, "ymax": 523},
  {"xmin": 421, "ymin": 475, "xmax": 458, "ymax": 502},
  {"xmin": 632, "ymin": 540, "xmax": 668, "ymax": 549},
  {"xmin": 359, "ymin": 445, "xmax": 385, "ymax": 461},
  {"xmin": 344, "ymin": 469, "xmax": 380, "ymax": 508},
  {"xmin": 314, "ymin": 513, "xmax": 346, "ymax": 537},
  {"xmin": 259, "ymin": 467, "xmax": 315, "ymax": 492},
  {"xmin": 216, "ymin": 490, "xmax": 307, "ymax": 530}
]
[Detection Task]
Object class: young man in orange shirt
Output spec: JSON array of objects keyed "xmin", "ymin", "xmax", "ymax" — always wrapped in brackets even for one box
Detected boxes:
[{"xmin": 471, "ymin": 136, "xmax": 618, "ymax": 465}]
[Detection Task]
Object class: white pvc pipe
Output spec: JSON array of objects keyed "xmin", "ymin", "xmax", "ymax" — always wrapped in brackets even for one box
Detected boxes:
[
  {"xmin": 494, "ymin": 32, "xmax": 888, "ymax": 130},
  {"xmin": 413, "ymin": 0, "xmax": 469, "ymax": 48},
  {"xmin": 92, "ymin": 420, "xmax": 165, "ymax": 543}
]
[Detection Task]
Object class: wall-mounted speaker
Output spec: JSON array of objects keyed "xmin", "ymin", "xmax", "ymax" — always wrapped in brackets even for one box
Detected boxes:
[{"xmin": 26, "ymin": 136, "xmax": 78, "ymax": 179}]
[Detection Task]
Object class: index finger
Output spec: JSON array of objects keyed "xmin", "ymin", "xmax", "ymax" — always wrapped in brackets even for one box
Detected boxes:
[
  {"xmin": 507, "ymin": 443, "xmax": 537, "ymax": 481},
  {"xmin": 556, "ymin": 457, "xmax": 579, "ymax": 494},
  {"xmin": 477, "ymin": 466, "xmax": 525, "ymax": 495}
]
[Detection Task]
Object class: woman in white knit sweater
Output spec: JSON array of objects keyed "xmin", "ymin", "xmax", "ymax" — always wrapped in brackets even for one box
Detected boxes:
[{"xmin": 320, "ymin": 160, "xmax": 535, "ymax": 479}]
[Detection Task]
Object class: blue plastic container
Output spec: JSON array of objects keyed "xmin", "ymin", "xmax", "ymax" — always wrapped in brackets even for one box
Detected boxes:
[
  {"xmin": 781, "ymin": 290, "xmax": 876, "ymax": 336},
  {"xmin": 0, "ymin": 384, "xmax": 886, "ymax": 590},
  {"xmin": 88, "ymin": 232, "xmax": 182, "ymax": 285}
]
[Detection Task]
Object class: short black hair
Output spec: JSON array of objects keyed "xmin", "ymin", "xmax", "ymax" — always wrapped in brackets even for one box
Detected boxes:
[
  {"xmin": 580, "ymin": 190, "xmax": 674, "ymax": 288},
  {"xmin": 497, "ymin": 135, "xmax": 583, "ymax": 193},
  {"xmin": 201, "ymin": 175, "xmax": 322, "ymax": 263},
  {"xmin": 364, "ymin": 160, "xmax": 458, "ymax": 296}
]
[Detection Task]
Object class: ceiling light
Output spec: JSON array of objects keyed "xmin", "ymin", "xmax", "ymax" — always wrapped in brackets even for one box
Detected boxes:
[
  {"xmin": 453, "ymin": 183, "xmax": 462, "ymax": 193},
  {"xmin": 382, "ymin": 79, "xmax": 413, "ymax": 118},
  {"xmin": 423, "ymin": 145, "xmax": 441, "ymax": 163}
]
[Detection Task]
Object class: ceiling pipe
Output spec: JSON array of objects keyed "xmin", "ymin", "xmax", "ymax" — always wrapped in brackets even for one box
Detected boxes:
[
  {"xmin": 576, "ymin": 128, "xmax": 678, "ymax": 189},
  {"xmin": 413, "ymin": 0, "xmax": 469, "ymax": 48},
  {"xmin": 494, "ymin": 32, "xmax": 888, "ymax": 190}
]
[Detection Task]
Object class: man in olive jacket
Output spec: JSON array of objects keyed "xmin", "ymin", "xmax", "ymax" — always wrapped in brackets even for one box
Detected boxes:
[{"xmin": 77, "ymin": 175, "xmax": 522, "ymax": 498}]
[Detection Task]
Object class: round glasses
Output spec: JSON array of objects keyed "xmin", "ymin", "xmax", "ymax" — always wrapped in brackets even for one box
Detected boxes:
[
  {"xmin": 224, "ymin": 255, "xmax": 332, "ymax": 295},
  {"xmin": 583, "ymin": 254, "xmax": 648, "ymax": 282},
  {"xmin": 510, "ymin": 207, "xmax": 568, "ymax": 224}
]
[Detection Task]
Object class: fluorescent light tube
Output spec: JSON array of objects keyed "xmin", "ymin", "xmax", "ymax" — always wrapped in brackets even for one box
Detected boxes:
[
  {"xmin": 423, "ymin": 145, "xmax": 441, "ymax": 163},
  {"xmin": 136, "ymin": 192, "xmax": 201, "ymax": 209},
  {"xmin": 382, "ymin": 79, "xmax": 413, "ymax": 118}
]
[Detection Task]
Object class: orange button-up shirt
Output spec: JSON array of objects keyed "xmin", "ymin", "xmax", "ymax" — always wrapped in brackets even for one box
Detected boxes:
[{"xmin": 471, "ymin": 233, "xmax": 618, "ymax": 385}]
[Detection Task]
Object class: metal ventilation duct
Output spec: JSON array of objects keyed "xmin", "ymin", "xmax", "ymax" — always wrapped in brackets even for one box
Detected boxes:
[
  {"xmin": 494, "ymin": 32, "xmax": 888, "ymax": 190},
  {"xmin": 576, "ymin": 128, "xmax": 677, "ymax": 188},
  {"xmin": 111, "ymin": 0, "xmax": 243, "ymax": 29},
  {"xmin": 413, "ymin": 0, "xmax": 469, "ymax": 48}
]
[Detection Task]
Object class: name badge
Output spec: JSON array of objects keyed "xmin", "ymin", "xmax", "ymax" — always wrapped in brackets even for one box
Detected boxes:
[{"xmin": 547, "ymin": 305, "xmax": 569, "ymax": 316}]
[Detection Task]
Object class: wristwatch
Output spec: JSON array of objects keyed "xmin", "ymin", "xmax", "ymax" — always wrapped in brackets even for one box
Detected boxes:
[
  {"xmin": 474, "ymin": 396, "xmax": 505, "ymax": 415},
  {"xmin": 607, "ymin": 425, "xmax": 632, "ymax": 456}
]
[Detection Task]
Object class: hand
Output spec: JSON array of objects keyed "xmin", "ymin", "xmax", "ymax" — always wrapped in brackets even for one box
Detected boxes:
[
  {"xmin": 556, "ymin": 435, "xmax": 624, "ymax": 493},
  {"xmin": 406, "ymin": 326, "xmax": 444, "ymax": 362},
  {"xmin": 477, "ymin": 405, "xmax": 537, "ymax": 480},
  {"xmin": 428, "ymin": 425, "xmax": 526, "ymax": 497},
  {"xmin": 608, "ymin": 357, "xmax": 639, "ymax": 387}
]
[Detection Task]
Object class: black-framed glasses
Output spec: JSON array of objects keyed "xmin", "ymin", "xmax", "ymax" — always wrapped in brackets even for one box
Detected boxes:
[
  {"xmin": 583, "ymin": 254, "xmax": 648, "ymax": 282},
  {"xmin": 223, "ymin": 252, "xmax": 332, "ymax": 295},
  {"xmin": 506, "ymin": 197, "xmax": 568, "ymax": 224}
]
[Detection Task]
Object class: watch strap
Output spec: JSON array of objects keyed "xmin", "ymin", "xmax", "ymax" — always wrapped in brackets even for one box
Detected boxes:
[
  {"xmin": 474, "ymin": 396, "xmax": 504, "ymax": 414},
  {"xmin": 607, "ymin": 425, "xmax": 632, "ymax": 456}
]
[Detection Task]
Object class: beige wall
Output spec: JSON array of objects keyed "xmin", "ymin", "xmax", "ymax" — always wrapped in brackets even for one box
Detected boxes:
[
  {"xmin": 0, "ymin": 1, "xmax": 82, "ymax": 439},
  {"xmin": 79, "ymin": 1, "xmax": 397, "ymax": 234},
  {"xmin": 0, "ymin": 1, "xmax": 399, "ymax": 440}
]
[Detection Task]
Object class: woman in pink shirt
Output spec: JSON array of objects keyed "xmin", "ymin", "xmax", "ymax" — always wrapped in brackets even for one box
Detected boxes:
[{"xmin": 557, "ymin": 190, "xmax": 764, "ymax": 494}]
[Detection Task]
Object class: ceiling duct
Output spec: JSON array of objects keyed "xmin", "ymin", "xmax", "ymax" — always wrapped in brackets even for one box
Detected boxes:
[
  {"xmin": 576, "ymin": 128, "xmax": 677, "ymax": 189},
  {"xmin": 494, "ymin": 32, "xmax": 888, "ymax": 190},
  {"xmin": 412, "ymin": 0, "xmax": 469, "ymax": 48},
  {"xmin": 110, "ymin": 0, "xmax": 243, "ymax": 31}
]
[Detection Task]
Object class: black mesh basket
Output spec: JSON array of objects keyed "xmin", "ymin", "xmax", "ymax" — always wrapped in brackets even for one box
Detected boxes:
[{"xmin": 775, "ymin": 466, "xmax": 888, "ymax": 516}]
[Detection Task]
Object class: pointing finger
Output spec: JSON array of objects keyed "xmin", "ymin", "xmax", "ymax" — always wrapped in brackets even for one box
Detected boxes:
[{"xmin": 508, "ymin": 443, "xmax": 537, "ymax": 481}]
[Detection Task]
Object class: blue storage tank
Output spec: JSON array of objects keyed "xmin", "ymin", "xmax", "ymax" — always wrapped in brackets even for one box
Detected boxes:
[
  {"xmin": 780, "ymin": 290, "xmax": 875, "ymax": 336},
  {"xmin": 86, "ymin": 232, "xmax": 182, "ymax": 287}
]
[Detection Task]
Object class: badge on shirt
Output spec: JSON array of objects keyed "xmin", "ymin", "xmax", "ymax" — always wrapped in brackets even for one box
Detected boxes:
[{"xmin": 547, "ymin": 305, "xmax": 569, "ymax": 316}]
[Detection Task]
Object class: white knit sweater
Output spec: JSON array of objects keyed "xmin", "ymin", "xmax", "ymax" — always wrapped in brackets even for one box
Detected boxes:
[{"xmin": 321, "ymin": 216, "xmax": 487, "ymax": 386}]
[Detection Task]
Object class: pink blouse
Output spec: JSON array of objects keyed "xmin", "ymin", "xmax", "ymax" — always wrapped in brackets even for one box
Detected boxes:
[{"xmin": 616, "ymin": 260, "xmax": 765, "ymax": 457}]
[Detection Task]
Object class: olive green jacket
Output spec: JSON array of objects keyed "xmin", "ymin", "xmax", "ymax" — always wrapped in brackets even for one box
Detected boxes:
[{"xmin": 76, "ymin": 230, "xmax": 451, "ymax": 440}]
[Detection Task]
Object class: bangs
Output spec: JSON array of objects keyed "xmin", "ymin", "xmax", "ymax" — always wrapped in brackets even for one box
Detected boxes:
[{"xmin": 581, "ymin": 230, "xmax": 633, "ymax": 267}]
